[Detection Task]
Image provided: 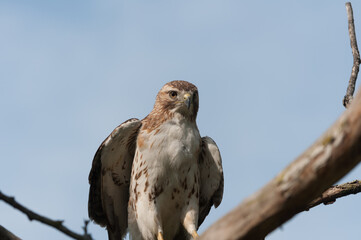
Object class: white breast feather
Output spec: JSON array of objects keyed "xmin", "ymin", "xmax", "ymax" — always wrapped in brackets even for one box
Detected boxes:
[{"xmin": 129, "ymin": 114, "xmax": 201, "ymax": 240}]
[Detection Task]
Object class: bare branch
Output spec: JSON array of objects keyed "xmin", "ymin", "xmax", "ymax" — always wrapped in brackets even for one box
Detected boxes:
[
  {"xmin": 0, "ymin": 191, "xmax": 93, "ymax": 240},
  {"xmin": 306, "ymin": 180, "xmax": 361, "ymax": 209},
  {"xmin": 343, "ymin": 2, "xmax": 360, "ymax": 108}
]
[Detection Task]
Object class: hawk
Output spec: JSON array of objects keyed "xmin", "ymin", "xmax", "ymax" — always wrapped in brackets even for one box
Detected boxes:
[{"xmin": 88, "ymin": 80, "xmax": 224, "ymax": 240}]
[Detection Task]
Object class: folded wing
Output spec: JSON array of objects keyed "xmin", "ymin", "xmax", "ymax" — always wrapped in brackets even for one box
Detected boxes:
[
  {"xmin": 88, "ymin": 118, "xmax": 141, "ymax": 240},
  {"xmin": 198, "ymin": 136, "xmax": 224, "ymax": 227}
]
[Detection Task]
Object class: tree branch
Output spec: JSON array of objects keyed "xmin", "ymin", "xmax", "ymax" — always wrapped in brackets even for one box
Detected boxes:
[
  {"xmin": 0, "ymin": 191, "xmax": 93, "ymax": 240},
  {"xmin": 343, "ymin": 2, "xmax": 360, "ymax": 108},
  {"xmin": 306, "ymin": 180, "xmax": 361, "ymax": 210}
]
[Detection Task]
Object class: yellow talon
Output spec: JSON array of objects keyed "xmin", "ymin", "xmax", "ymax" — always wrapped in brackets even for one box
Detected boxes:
[
  {"xmin": 157, "ymin": 232, "xmax": 164, "ymax": 240},
  {"xmin": 192, "ymin": 230, "xmax": 200, "ymax": 240}
]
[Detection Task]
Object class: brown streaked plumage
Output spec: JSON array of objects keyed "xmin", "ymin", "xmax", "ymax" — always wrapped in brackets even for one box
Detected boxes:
[{"xmin": 88, "ymin": 80, "xmax": 223, "ymax": 240}]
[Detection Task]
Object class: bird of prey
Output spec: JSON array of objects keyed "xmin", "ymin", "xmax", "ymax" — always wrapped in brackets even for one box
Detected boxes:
[{"xmin": 88, "ymin": 80, "xmax": 224, "ymax": 240}]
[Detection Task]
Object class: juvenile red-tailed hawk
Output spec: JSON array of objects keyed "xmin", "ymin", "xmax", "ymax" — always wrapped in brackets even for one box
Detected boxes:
[{"xmin": 88, "ymin": 81, "xmax": 224, "ymax": 240}]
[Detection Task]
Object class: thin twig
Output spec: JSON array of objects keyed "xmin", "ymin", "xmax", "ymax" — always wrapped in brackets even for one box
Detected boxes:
[
  {"xmin": 0, "ymin": 191, "xmax": 93, "ymax": 240},
  {"xmin": 306, "ymin": 180, "xmax": 361, "ymax": 209},
  {"xmin": 343, "ymin": 2, "xmax": 360, "ymax": 108}
]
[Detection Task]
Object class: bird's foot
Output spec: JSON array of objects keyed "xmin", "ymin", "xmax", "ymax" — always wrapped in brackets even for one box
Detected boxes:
[
  {"xmin": 192, "ymin": 230, "xmax": 200, "ymax": 240},
  {"xmin": 157, "ymin": 231, "xmax": 164, "ymax": 240}
]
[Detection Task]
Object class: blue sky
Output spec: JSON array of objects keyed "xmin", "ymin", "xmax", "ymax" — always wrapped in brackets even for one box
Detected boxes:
[{"xmin": 1, "ymin": 1, "xmax": 361, "ymax": 239}]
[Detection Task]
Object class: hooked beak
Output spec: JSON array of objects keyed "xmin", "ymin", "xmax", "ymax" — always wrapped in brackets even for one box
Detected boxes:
[{"xmin": 183, "ymin": 93, "xmax": 192, "ymax": 109}]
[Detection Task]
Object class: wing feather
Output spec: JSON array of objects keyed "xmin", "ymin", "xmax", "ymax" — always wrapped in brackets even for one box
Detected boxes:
[
  {"xmin": 198, "ymin": 136, "xmax": 224, "ymax": 227},
  {"xmin": 88, "ymin": 118, "xmax": 141, "ymax": 240}
]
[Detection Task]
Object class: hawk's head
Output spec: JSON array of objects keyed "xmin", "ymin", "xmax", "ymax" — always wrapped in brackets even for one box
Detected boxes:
[{"xmin": 153, "ymin": 80, "xmax": 199, "ymax": 121}]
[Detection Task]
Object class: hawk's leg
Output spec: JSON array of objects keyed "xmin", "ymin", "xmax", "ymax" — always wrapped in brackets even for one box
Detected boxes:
[
  {"xmin": 182, "ymin": 207, "xmax": 199, "ymax": 240},
  {"xmin": 192, "ymin": 230, "xmax": 200, "ymax": 240},
  {"xmin": 157, "ymin": 231, "xmax": 164, "ymax": 240},
  {"xmin": 180, "ymin": 166, "xmax": 200, "ymax": 240}
]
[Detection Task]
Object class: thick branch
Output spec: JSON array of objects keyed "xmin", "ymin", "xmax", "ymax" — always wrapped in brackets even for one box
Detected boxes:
[
  {"xmin": 0, "ymin": 191, "xmax": 92, "ymax": 240},
  {"xmin": 343, "ymin": 2, "xmax": 360, "ymax": 108}
]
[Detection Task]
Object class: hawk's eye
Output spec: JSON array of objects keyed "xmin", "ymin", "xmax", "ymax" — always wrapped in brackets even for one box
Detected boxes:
[{"xmin": 169, "ymin": 91, "xmax": 178, "ymax": 99}]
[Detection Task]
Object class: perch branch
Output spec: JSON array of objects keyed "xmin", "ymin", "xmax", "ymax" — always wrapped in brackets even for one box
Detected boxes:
[
  {"xmin": 343, "ymin": 2, "xmax": 360, "ymax": 108},
  {"xmin": 0, "ymin": 191, "xmax": 92, "ymax": 240}
]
